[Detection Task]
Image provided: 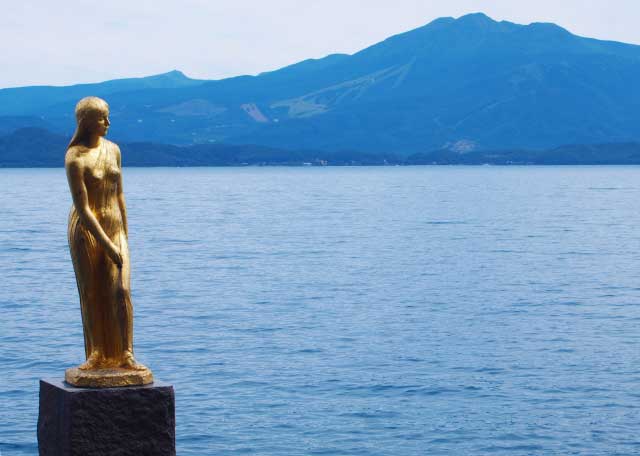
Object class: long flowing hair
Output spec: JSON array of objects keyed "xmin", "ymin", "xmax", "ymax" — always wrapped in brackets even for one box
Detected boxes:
[{"xmin": 68, "ymin": 97, "xmax": 109, "ymax": 149}]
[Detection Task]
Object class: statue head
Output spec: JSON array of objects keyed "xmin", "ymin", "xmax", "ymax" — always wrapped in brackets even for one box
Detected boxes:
[{"xmin": 68, "ymin": 96, "xmax": 110, "ymax": 148}]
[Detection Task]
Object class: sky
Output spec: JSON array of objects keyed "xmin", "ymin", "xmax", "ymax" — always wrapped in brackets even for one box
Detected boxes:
[{"xmin": 2, "ymin": 0, "xmax": 639, "ymax": 89}]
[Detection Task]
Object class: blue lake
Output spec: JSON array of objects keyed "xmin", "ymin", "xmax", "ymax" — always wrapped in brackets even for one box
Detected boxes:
[{"xmin": 1, "ymin": 166, "xmax": 640, "ymax": 455}]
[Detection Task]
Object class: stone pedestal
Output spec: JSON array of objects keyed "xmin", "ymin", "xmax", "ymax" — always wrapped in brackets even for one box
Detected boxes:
[{"xmin": 38, "ymin": 378, "xmax": 175, "ymax": 456}]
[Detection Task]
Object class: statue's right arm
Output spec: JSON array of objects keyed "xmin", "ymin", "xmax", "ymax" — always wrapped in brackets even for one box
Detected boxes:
[{"xmin": 66, "ymin": 157, "xmax": 123, "ymax": 267}]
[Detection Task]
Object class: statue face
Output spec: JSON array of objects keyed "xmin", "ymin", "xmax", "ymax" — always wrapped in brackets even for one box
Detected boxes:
[{"xmin": 87, "ymin": 111, "xmax": 110, "ymax": 137}]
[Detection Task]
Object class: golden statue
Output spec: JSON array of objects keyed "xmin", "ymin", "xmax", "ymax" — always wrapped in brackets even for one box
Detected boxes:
[{"xmin": 64, "ymin": 97, "xmax": 153, "ymax": 387}]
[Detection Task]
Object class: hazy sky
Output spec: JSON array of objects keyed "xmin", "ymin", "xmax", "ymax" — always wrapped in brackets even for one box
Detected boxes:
[{"xmin": 2, "ymin": 0, "xmax": 639, "ymax": 89}]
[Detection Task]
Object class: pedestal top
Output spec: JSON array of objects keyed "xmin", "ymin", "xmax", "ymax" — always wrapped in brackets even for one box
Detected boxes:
[{"xmin": 41, "ymin": 378, "xmax": 172, "ymax": 392}]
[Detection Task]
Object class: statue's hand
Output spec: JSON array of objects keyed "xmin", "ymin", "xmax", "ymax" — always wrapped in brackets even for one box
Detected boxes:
[{"xmin": 106, "ymin": 243, "xmax": 123, "ymax": 269}]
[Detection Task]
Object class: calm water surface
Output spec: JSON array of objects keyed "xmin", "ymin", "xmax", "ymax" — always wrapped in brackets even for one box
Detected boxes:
[{"xmin": 1, "ymin": 166, "xmax": 640, "ymax": 455}]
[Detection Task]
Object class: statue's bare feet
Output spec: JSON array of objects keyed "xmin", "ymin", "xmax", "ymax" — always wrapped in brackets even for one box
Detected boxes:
[
  {"xmin": 121, "ymin": 351, "xmax": 147, "ymax": 371},
  {"xmin": 78, "ymin": 350, "xmax": 103, "ymax": 370}
]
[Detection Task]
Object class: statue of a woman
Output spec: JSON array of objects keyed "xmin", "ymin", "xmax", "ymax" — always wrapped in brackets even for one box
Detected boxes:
[{"xmin": 65, "ymin": 96, "xmax": 152, "ymax": 387}]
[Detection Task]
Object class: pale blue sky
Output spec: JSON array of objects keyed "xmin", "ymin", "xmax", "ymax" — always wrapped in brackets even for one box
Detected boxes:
[{"xmin": 2, "ymin": 0, "xmax": 639, "ymax": 89}]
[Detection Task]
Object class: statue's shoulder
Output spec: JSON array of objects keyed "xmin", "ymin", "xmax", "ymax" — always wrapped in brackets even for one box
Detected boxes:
[
  {"xmin": 65, "ymin": 145, "xmax": 87, "ymax": 167},
  {"xmin": 104, "ymin": 138, "xmax": 120, "ymax": 151},
  {"xmin": 104, "ymin": 139, "xmax": 121, "ymax": 159}
]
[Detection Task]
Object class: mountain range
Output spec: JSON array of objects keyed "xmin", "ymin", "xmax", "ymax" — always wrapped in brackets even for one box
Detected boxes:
[{"xmin": 2, "ymin": 12, "xmax": 640, "ymax": 162}]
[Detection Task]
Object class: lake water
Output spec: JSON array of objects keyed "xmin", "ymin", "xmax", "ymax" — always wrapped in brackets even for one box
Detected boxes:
[{"xmin": 1, "ymin": 166, "xmax": 640, "ymax": 455}]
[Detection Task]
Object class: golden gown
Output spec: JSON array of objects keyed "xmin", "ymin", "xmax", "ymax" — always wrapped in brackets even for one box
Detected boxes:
[{"xmin": 68, "ymin": 140, "xmax": 133, "ymax": 366}]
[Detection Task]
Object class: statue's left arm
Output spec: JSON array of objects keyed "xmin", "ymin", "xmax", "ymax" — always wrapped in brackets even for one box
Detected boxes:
[{"xmin": 115, "ymin": 145, "xmax": 129, "ymax": 237}]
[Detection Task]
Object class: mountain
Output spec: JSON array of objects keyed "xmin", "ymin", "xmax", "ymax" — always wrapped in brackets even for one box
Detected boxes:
[
  {"xmin": 0, "ymin": 70, "xmax": 202, "ymax": 116},
  {"xmin": 2, "ymin": 13, "xmax": 640, "ymax": 154}
]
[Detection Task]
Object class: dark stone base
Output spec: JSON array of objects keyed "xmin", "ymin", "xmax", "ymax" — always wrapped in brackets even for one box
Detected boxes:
[{"xmin": 38, "ymin": 378, "xmax": 175, "ymax": 456}]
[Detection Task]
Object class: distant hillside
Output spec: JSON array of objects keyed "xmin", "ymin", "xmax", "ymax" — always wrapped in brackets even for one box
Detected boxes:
[
  {"xmin": 0, "ymin": 128, "xmax": 394, "ymax": 167},
  {"xmin": 406, "ymin": 143, "xmax": 640, "ymax": 165},
  {"xmin": 2, "ymin": 128, "xmax": 640, "ymax": 167}
]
